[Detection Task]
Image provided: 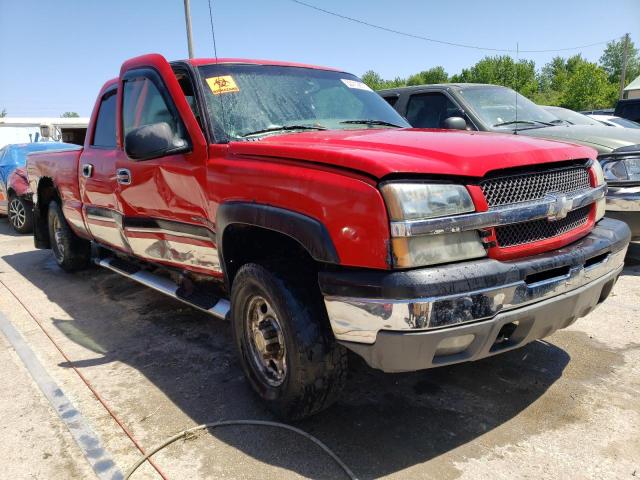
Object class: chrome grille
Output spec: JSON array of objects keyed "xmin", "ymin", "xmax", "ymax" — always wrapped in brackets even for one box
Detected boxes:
[
  {"xmin": 495, "ymin": 205, "xmax": 591, "ymax": 248},
  {"xmin": 481, "ymin": 165, "xmax": 591, "ymax": 207}
]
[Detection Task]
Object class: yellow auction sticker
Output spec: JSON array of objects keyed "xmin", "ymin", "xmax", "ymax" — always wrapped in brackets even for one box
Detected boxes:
[{"xmin": 206, "ymin": 75, "xmax": 240, "ymax": 95}]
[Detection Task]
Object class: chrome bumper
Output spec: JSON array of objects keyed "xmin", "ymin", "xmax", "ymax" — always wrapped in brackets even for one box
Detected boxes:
[
  {"xmin": 322, "ymin": 219, "xmax": 630, "ymax": 345},
  {"xmin": 606, "ymin": 186, "xmax": 640, "ymax": 212}
]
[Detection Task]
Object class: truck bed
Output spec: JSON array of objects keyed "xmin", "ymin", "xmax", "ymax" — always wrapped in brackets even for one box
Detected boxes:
[{"xmin": 27, "ymin": 146, "xmax": 89, "ymax": 238}]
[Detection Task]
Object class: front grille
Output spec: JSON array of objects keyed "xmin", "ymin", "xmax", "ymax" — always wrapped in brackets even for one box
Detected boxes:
[
  {"xmin": 481, "ymin": 165, "xmax": 591, "ymax": 207},
  {"xmin": 495, "ymin": 205, "xmax": 591, "ymax": 248}
]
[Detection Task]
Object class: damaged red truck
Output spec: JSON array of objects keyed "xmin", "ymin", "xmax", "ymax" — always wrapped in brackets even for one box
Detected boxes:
[{"xmin": 27, "ymin": 54, "xmax": 630, "ymax": 419}]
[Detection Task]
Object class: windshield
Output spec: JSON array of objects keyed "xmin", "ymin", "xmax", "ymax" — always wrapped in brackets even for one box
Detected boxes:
[
  {"xmin": 197, "ymin": 64, "xmax": 409, "ymax": 141},
  {"xmin": 610, "ymin": 117, "xmax": 640, "ymax": 129},
  {"xmin": 544, "ymin": 107, "xmax": 599, "ymax": 126},
  {"xmin": 458, "ymin": 86, "xmax": 558, "ymax": 130}
]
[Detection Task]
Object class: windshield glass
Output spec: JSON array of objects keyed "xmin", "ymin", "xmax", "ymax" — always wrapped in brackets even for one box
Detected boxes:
[
  {"xmin": 197, "ymin": 64, "xmax": 409, "ymax": 141},
  {"xmin": 544, "ymin": 107, "xmax": 599, "ymax": 126},
  {"xmin": 610, "ymin": 117, "xmax": 640, "ymax": 129},
  {"xmin": 458, "ymin": 86, "xmax": 558, "ymax": 130}
]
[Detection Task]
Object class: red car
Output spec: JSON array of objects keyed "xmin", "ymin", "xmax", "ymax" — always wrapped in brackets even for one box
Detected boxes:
[{"xmin": 27, "ymin": 54, "xmax": 630, "ymax": 419}]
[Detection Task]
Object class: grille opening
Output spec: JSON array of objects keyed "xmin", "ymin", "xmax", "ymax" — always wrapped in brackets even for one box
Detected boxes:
[
  {"xmin": 525, "ymin": 265, "xmax": 570, "ymax": 286},
  {"xmin": 584, "ymin": 252, "xmax": 609, "ymax": 269},
  {"xmin": 495, "ymin": 205, "xmax": 591, "ymax": 248}
]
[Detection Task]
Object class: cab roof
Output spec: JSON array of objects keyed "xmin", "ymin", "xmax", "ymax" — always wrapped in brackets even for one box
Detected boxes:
[{"xmin": 186, "ymin": 57, "xmax": 343, "ymax": 72}]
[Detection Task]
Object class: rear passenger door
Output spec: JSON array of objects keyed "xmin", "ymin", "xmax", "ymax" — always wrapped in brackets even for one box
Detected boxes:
[{"xmin": 80, "ymin": 85, "xmax": 129, "ymax": 250}]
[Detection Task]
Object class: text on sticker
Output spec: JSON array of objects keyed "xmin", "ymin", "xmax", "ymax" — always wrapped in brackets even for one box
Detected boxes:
[
  {"xmin": 206, "ymin": 76, "xmax": 240, "ymax": 95},
  {"xmin": 341, "ymin": 79, "xmax": 372, "ymax": 91}
]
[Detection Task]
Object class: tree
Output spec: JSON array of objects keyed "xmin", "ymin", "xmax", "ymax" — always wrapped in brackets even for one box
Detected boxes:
[
  {"xmin": 561, "ymin": 61, "xmax": 617, "ymax": 110},
  {"xmin": 0, "ymin": 108, "xmax": 6, "ymax": 118},
  {"xmin": 361, "ymin": 70, "xmax": 385, "ymax": 90},
  {"xmin": 600, "ymin": 36, "xmax": 640, "ymax": 85},
  {"xmin": 450, "ymin": 56, "xmax": 538, "ymax": 97},
  {"xmin": 406, "ymin": 66, "xmax": 448, "ymax": 86},
  {"xmin": 61, "ymin": 111, "xmax": 80, "ymax": 118}
]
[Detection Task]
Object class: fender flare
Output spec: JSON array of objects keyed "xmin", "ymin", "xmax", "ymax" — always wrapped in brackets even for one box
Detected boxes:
[{"xmin": 216, "ymin": 202, "xmax": 340, "ymax": 268}]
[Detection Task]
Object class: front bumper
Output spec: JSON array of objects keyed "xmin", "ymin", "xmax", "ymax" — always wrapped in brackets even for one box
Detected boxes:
[
  {"xmin": 320, "ymin": 218, "xmax": 630, "ymax": 372},
  {"xmin": 606, "ymin": 186, "xmax": 640, "ymax": 239}
]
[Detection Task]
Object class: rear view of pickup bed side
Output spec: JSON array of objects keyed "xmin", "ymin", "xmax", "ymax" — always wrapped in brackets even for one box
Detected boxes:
[{"xmin": 26, "ymin": 53, "xmax": 630, "ymax": 419}]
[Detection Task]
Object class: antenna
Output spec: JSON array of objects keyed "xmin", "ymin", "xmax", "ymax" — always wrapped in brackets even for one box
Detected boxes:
[
  {"xmin": 514, "ymin": 42, "xmax": 519, "ymax": 135},
  {"xmin": 207, "ymin": 0, "xmax": 228, "ymax": 141},
  {"xmin": 207, "ymin": 0, "xmax": 219, "ymax": 64}
]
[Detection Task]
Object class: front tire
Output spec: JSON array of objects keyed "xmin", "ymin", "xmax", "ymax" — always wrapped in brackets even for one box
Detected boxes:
[
  {"xmin": 231, "ymin": 263, "xmax": 347, "ymax": 420},
  {"xmin": 8, "ymin": 195, "xmax": 33, "ymax": 234},
  {"xmin": 47, "ymin": 200, "xmax": 91, "ymax": 272}
]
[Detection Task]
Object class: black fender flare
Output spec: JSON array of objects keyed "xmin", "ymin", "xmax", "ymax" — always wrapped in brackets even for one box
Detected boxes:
[{"xmin": 216, "ymin": 202, "xmax": 340, "ymax": 273}]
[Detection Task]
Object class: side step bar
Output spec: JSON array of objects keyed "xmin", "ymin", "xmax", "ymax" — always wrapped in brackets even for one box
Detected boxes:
[{"xmin": 97, "ymin": 258, "xmax": 230, "ymax": 319}]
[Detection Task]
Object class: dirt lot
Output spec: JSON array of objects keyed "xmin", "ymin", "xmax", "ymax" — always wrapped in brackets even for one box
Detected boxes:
[{"xmin": 0, "ymin": 219, "xmax": 639, "ymax": 480}]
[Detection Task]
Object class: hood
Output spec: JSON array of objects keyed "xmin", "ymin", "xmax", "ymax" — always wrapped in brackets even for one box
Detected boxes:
[
  {"xmin": 228, "ymin": 129, "xmax": 596, "ymax": 179},
  {"xmin": 521, "ymin": 124, "xmax": 640, "ymax": 153}
]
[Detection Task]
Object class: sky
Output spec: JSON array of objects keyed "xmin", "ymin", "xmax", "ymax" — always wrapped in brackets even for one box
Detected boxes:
[{"xmin": 0, "ymin": 0, "xmax": 638, "ymax": 117}]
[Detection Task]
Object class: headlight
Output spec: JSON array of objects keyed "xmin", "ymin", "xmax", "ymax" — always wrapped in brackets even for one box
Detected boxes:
[
  {"xmin": 381, "ymin": 182, "xmax": 486, "ymax": 268},
  {"xmin": 380, "ymin": 183, "xmax": 475, "ymax": 221},
  {"xmin": 600, "ymin": 156, "xmax": 640, "ymax": 184}
]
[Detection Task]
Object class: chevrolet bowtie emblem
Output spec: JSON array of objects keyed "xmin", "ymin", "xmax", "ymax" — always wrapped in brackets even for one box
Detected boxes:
[{"xmin": 546, "ymin": 194, "xmax": 573, "ymax": 221}]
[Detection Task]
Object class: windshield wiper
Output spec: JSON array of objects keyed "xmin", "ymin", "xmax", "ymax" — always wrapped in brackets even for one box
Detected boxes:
[
  {"xmin": 493, "ymin": 120, "xmax": 555, "ymax": 128},
  {"xmin": 241, "ymin": 124, "xmax": 327, "ymax": 137},
  {"xmin": 339, "ymin": 119, "xmax": 405, "ymax": 128}
]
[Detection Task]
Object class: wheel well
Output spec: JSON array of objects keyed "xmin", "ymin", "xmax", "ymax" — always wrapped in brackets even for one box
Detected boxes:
[
  {"xmin": 221, "ymin": 225, "xmax": 318, "ymax": 288},
  {"xmin": 34, "ymin": 177, "xmax": 59, "ymax": 247}
]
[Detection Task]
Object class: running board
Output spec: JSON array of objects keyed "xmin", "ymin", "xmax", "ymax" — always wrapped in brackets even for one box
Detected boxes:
[{"xmin": 96, "ymin": 258, "xmax": 230, "ymax": 319}]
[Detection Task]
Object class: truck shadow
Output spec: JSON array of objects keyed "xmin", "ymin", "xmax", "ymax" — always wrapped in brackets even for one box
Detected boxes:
[{"xmin": 3, "ymin": 248, "xmax": 578, "ymax": 479}]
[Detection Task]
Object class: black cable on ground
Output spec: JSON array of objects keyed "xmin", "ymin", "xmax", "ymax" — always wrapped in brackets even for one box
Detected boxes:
[{"xmin": 124, "ymin": 420, "xmax": 359, "ymax": 480}]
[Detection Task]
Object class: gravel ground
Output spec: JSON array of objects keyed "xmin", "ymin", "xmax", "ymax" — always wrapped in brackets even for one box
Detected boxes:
[{"xmin": 0, "ymin": 219, "xmax": 638, "ymax": 479}]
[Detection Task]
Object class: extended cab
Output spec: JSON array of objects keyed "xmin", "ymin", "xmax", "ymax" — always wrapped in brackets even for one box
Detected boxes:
[{"xmin": 27, "ymin": 54, "xmax": 630, "ymax": 419}]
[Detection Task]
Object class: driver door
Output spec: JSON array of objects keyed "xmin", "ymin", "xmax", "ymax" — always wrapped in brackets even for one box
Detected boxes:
[{"xmin": 114, "ymin": 55, "xmax": 219, "ymax": 274}]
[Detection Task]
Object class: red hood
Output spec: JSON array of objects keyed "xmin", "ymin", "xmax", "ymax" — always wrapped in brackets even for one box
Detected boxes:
[{"xmin": 228, "ymin": 129, "xmax": 596, "ymax": 179}]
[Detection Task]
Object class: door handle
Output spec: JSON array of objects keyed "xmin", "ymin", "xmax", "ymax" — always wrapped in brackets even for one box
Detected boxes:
[
  {"xmin": 81, "ymin": 164, "xmax": 93, "ymax": 178},
  {"xmin": 116, "ymin": 168, "xmax": 132, "ymax": 185}
]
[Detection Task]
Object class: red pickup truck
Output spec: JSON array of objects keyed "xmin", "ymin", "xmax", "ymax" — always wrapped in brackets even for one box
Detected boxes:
[{"xmin": 27, "ymin": 54, "xmax": 630, "ymax": 419}]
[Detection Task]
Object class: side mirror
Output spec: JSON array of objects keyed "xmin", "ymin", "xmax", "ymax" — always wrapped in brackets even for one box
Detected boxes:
[
  {"xmin": 442, "ymin": 116, "xmax": 467, "ymax": 130},
  {"xmin": 124, "ymin": 122, "xmax": 188, "ymax": 161}
]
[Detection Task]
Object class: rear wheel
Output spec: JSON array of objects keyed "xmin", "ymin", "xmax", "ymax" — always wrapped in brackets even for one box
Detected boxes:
[
  {"xmin": 8, "ymin": 195, "xmax": 33, "ymax": 234},
  {"xmin": 231, "ymin": 263, "xmax": 347, "ymax": 420},
  {"xmin": 47, "ymin": 200, "xmax": 91, "ymax": 272}
]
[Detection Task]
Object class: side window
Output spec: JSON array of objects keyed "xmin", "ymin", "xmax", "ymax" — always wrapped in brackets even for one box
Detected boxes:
[
  {"xmin": 92, "ymin": 90, "xmax": 117, "ymax": 148},
  {"xmin": 122, "ymin": 76, "xmax": 184, "ymax": 138},
  {"xmin": 406, "ymin": 93, "xmax": 461, "ymax": 128},
  {"xmin": 383, "ymin": 95, "xmax": 399, "ymax": 107}
]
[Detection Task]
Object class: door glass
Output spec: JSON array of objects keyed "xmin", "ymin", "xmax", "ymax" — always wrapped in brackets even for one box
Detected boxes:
[
  {"xmin": 92, "ymin": 91, "xmax": 117, "ymax": 148},
  {"xmin": 406, "ymin": 93, "xmax": 461, "ymax": 128},
  {"xmin": 122, "ymin": 77, "xmax": 182, "ymax": 137}
]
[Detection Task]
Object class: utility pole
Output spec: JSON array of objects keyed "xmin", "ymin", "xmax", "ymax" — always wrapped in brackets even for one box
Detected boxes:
[
  {"xmin": 183, "ymin": 0, "xmax": 195, "ymax": 59},
  {"xmin": 619, "ymin": 33, "xmax": 630, "ymax": 100}
]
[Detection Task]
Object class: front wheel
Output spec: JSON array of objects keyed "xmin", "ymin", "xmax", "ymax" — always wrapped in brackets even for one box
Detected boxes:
[
  {"xmin": 231, "ymin": 263, "xmax": 347, "ymax": 420},
  {"xmin": 8, "ymin": 195, "xmax": 33, "ymax": 234},
  {"xmin": 47, "ymin": 200, "xmax": 91, "ymax": 272}
]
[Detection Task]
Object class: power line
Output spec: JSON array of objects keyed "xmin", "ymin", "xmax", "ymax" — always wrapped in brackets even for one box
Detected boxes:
[{"xmin": 290, "ymin": 0, "xmax": 618, "ymax": 54}]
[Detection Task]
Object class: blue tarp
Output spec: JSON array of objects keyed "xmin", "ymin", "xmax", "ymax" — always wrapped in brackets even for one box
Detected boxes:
[{"xmin": 0, "ymin": 142, "xmax": 76, "ymax": 188}]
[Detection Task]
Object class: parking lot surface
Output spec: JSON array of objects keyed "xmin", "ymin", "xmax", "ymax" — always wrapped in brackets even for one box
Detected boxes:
[{"xmin": 0, "ymin": 220, "xmax": 639, "ymax": 479}]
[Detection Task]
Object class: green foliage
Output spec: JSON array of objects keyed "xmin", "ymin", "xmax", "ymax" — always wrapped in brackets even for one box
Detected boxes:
[
  {"xmin": 61, "ymin": 111, "xmax": 80, "ymax": 118},
  {"xmin": 0, "ymin": 108, "xmax": 6, "ymax": 118},
  {"xmin": 406, "ymin": 66, "xmax": 449, "ymax": 86},
  {"xmin": 561, "ymin": 61, "xmax": 617, "ymax": 110},
  {"xmin": 450, "ymin": 56, "xmax": 538, "ymax": 97},
  {"xmin": 600, "ymin": 36, "xmax": 640, "ymax": 85}
]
